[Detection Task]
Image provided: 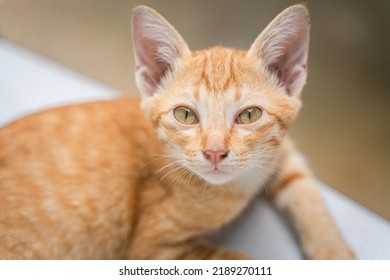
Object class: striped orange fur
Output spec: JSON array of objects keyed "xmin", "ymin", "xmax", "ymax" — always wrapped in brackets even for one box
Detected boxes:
[{"xmin": 0, "ymin": 5, "xmax": 354, "ymax": 259}]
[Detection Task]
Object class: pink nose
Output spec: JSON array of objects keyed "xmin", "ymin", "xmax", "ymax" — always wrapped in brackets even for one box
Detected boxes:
[{"xmin": 202, "ymin": 149, "xmax": 229, "ymax": 166}]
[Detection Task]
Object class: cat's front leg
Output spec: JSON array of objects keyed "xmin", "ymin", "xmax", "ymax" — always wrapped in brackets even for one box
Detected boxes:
[
  {"xmin": 269, "ymin": 144, "xmax": 355, "ymax": 260},
  {"xmin": 129, "ymin": 239, "xmax": 251, "ymax": 260},
  {"xmin": 165, "ymin": 240, "xmax": 252, "ymax": 260}
]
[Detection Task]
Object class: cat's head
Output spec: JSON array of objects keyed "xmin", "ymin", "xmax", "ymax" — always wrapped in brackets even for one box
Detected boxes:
[{"xmin": 131, "ymin": 5, "xmax": 310, "ymax": 186}]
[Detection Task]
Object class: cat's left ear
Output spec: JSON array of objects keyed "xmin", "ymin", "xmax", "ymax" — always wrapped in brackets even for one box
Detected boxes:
[
  {"xmin": 248, "ymin": 5, "xmax": 310, "ymax": 97},
  {"xmin": 132, "ymin": 6, "xmax": 191, "ymax": 97}
]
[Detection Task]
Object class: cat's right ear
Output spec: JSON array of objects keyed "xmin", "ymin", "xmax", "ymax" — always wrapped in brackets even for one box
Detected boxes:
[
  {"xmin": 132, "ymin": 6, "xmax": 190, "ymax": 97},
  {"xmin": 248, "ymin": 5, "xmax": 310, "ymax": 98}
]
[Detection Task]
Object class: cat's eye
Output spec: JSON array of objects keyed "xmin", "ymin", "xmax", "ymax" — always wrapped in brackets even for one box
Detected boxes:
[
  {"xmin": 173, "ymin": 106, "xmax": 198, "ymax": 125},
  {"xmin": 236, "ymin": 107, "xmax": 262, "ymax": 124}
]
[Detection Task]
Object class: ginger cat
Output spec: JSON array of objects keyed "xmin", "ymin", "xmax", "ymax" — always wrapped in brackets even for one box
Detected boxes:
[{"xmin": 0, "ymin": 5, "xmax": 354, "ymax": 259}]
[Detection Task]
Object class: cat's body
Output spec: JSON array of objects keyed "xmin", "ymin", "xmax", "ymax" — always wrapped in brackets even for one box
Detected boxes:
[
  {"xmin": 0, "ymin": 5, "xmax": 354, "ymax": 259},
  {"xmin": 0, "ymin": 98, "xmax": 248, "ymax": 259}
]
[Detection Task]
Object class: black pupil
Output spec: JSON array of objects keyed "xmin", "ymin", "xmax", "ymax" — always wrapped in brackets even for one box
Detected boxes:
[
  {"xmin": 185, "ymin": 109, "xmax": 189, "ymax": 119},
  {"xmin": 247, "ymin": 109, "xmax": 252, "ymax": 119}
]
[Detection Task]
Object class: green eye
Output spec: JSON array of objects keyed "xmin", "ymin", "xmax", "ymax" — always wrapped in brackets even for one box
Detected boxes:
[
  {"xmin": 237, "ymin": 107, "xmax": 262, "ymax": 124},
  {"xmin": 173, "ymin": 106, "xmax": 198, "ymax": 125}
]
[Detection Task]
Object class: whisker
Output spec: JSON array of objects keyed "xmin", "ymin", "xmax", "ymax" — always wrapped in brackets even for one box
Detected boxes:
[
  {"xmin": 155, "ymin": 160, "xmax": 183, "ymax": 174},
  {"xmin": 202, "ymin": 180, "xmax": 209, "ymax": 197},
  {"xmin": 142, "ymin": 153, "xmax": 182, "ymax": 168},
  {"xmin": 159, "ymin": 165, "xmax": 184, "ymax": 182},
  {"xmin": 184, "ymin": 168, "xmax": 196, "ymax": 187},
  {"xmin": 162, "ymin": 168, "xmax": 188, "ymax": 195}
]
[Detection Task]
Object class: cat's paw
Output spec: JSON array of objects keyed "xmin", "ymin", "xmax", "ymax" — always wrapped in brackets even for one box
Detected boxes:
[
  {"xmin": 304, "ymin": 241, "xmax": 355, "ymax": 260},
  {"xmin": 164, "ymin": 240, "xmax": 253, "ymax": 260},
  {"xmin": 210, "ymin": 249, "xmax": 253, "ymax": 260}
]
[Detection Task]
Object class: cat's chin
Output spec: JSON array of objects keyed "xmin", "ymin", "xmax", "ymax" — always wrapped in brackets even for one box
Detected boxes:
[{"xmin": 195, "ymin": 169, "xmax": 237, "ymax": 186}]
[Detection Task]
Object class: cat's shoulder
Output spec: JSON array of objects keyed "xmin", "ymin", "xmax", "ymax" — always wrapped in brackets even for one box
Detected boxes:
[{"xmin": 1, "ymin": 97, "xmax": 143, "ymax": 131}]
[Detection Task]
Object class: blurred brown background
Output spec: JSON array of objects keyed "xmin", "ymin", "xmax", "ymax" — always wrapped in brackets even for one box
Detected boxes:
[{"xmin": 0, "ymin": 0, "xmax": 389, "ymax": 220}]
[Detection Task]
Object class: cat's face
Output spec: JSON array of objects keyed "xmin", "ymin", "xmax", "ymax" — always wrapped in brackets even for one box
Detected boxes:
[
  {"xmin": 132, "ymin": 5, "xmax": 309, "ymax": 186},
  {"xmin": 142, "ymin": 48, "xmax": 301, "ymax": 185}
]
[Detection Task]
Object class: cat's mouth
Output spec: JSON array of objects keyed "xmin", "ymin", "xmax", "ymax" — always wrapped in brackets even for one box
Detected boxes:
[
  {"xmin": 207, "ymin": 168, "xmax": 226, "ymax": 174},
  {"xmin": 193, "ymin": 165, "xmax": 237, "ymax": 185},
  {"xmin": 210, "ymin": 164, "xmax": 232, "ymax": 173}
]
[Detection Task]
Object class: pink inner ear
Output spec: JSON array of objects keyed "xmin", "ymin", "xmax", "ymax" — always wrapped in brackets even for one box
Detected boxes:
[
  {"xmin": 132, "ymin": 6, "xmax": 190, "ymax": 97},
  {"xmin": 249, "ymin": 5, "xmax": 310, "ymax": 97},
  {"xmin": 267, "ymin": 38, "xmax": 308, "ymax": 96},
  {"xmin": 137, "ymin": 45, "xmax": 168, "ymax": 85},
  {"xmin": 141, "ymin": 68, "xmax": 158, "ymax": 90}
]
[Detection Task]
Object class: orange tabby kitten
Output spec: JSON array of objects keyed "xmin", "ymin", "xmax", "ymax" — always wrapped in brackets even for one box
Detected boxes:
[{"xmin": 0, "ymin": 5, "xmax": 354, "ymax": 259}]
